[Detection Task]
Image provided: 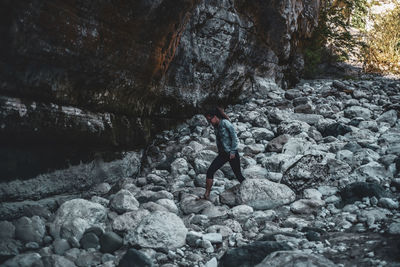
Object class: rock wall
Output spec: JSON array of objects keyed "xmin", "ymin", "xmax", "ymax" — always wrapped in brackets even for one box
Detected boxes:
[{"xmin": 0, "ymin": 0, "xmax": 320, "ymax": 180}]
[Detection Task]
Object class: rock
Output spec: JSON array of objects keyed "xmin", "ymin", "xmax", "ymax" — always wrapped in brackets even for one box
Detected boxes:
[
  {"xmin": 110, "ymin": 189, "xmax": 140, "ymax": 214},
  {"xmin": 255, "ymin": 250, "xmax": 336, "ymax": 267},
  {"xmin": 100, "ymin": 232, "xmax": 123, "ymax": 253},
  {"xmin": 387, "ymin": 222, "xmax": 400, "ymax": 235},
  {"xmin": 201, "ymin": 205, "xmax": 229, "ymax": 219},
  {"xmin": 304, "ymin": 188, "xmax": 322, "ymax": 200},
  {"xmin": 229, "ymin": 205, "xmax": 254, "ymax": 221},
  {"xmin": 339, "ymin": 182, "xmax": 388, "ymax": 205},
  {"xmin": 2, "ymin": 253, "xmax": 41, "ymax": 267},
  {"xmin": 53, "ymin": 239, "xmax": 71, "ymax": 255},
  {"xmin": 50, "ymin": 199, "xmax": 107, "ymax": 242},
  {"xmin": 252, "ymin": 128, "xmax": 275, "ymax": 142},
  {"xmin": 112, "ymin": 209, "xmax": 150, "ymax": 233},
  {"xmin": 92, "ymin": 183, "xmax": 112, "ymax": 195},
  {"xmin": 117, "ymin": 248, "xmax": 153, "ymax": 267},
  {"xmin": 377, "ymin": 109, "xmax": 398, "ymax": 126},
  {"xmin": 80, "ymin": 232, "xmax": 100, "ymax": 250},
  {"xmin": 171, "ymin": 158, "xmax": 189, "ymax": 175},
  {"xmin": 344, "ymin": 106, "xmax": 371, "ymax": 119},
  {"xmin": 219, "ymin": 241, "xmax": 291, "ymax": 267},
  {"xmin": 266, "ymin": 135, "xmax": 290, "ymax": 153},
  {"xmin": 15, "ymin": 216, "xmax": 46, "ymax": 244},
  {"xmin": 378, "ymin": 198, "xmax": 399, "ymax": 209},
  {"xmin": 0, "ymin": 239, "xmax": 21, "ymax": 263},
  {"xmin": 155, "ymin": 199, "xmax": 179, "ymax": 214},
  {"xmin": 205, "ymin": 257, "xmax": 218, "ymax": 267},
  {"xmin": 75, "ymin": 251, "xmax": 102, "ymax": 267},
  {"xmin": 202, "ymin": 233, "xmax": 222, "ymax": 244},
  {"xmin": 125, "ymin": 211, "xmax": 187, "ymax": 250},
  {"xmin": 180, "ymin": 195, "xmax": 212, "ymax": 215},
  {"xmin": 206, "ymin": 225, "xmax": 233, "ymax": 238},
  {"xmin": 290, "ymin": 199, "xmax": 325, "ymax": 214},
  {"xmin": 0, "ymin": 221, "xmax": 15, "ymax": 239},
  {"xmin": 243, "ymin": 165, "xmax": 269, "ymax": 180},
  {"xmin": 220, "ymin": 186, "xmax": 239, "ymax": 207},
  {"xmin": 237, "ymin": 179, "xmax": 295, "ymax": 210},
  {"xmin": 186, "ymin": 231, "xmax": 203, "ymax": 247}
]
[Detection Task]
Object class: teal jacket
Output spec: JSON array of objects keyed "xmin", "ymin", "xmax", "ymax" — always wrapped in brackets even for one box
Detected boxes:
[{"xmin": 214, "ymin": 119, "xmax": 238, "ymax": 155}]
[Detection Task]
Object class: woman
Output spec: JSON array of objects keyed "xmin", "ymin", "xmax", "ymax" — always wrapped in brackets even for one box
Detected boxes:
[{"xmin": 201, "ymin": 107, "xmax": 245, "ymax": 200}]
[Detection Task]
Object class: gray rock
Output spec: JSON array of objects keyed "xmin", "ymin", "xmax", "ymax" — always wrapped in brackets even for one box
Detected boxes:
[
  {"xmin": 117, "ymin": 248, "xmax": 153, "ymax": 267},
  {"xmin": 237, "ymin": 179, "xmax": 295, "ymax": 210},
  {"xmin": 265, "ymin": 135, "xmax": 290, "ymax": 153},
  {"xmin": 303, "ymin": 188, "xmax": 322, "ymax": 200},
  {"xmin": 15, "ymin": 216, "xmax": 46, "ymax": 244},
  {"xmin": 344, "ymin": 106, "xmax": 371, "ymax": 119},
  {"xmin": 0, "ymin": 239, "xmax": 21, "ymax": 261},
  {"xmin": 50, "ymin": 199, "xmax": 107, "ymax": 242},
  {"xmin": 205, "ymin": 257, "xmax": 218, "ymax": 267},
  {"xmin": 110, "ymin": 189, "xmax": 140, "ymax": 214},
  {"xmin": 378, "ymin": 198, "xmax": 399, "ymax": 209},
  {"xmin": 202, "ymin": 233, "xmax": 223, "ymax": 244},
  {"xmin": 201, "ymin": 205, "xmax": 229, "ymax": 219},
  {"xmin": 186, "ymin": 231, "xmax": 203, "ymax": 247},
  {"xmin": 170, "ymin": 158, "xmax": 189, "ymax": 175},
  {"xmin": 387, "ymin": 222, "xmax": 400, "ymax": 235},
  {"xmin": 100, "ymin": 232, "xmax": 123, "ymax": 253},
  {"xmin": 112, "ymin": 209, "xmax": 150, "ymax": 232},
  {"xmin": 155, "ymin": 199, "xmax": 179, "ymax": 214},
  {"xmin": 0, "ymin": 221, "xmax": 15, "ymax": 239},
  {"xmin": 75, "ymin": 251, "xmax": 102, "ymax": 267},
  {"xmin": 41, "ymin": 255, "xmax": 77, "ymax": 267},
  {"xmin": 243, "ymin": 165, "xmax": 269, "ymax": 180},
  {"xmin": 80, "ymin": 232, "xmax": 100, "ymax": 250},
  {"xmin": 290, "ymin": 199, "xmax": 325, "ymax": 214},
  {"xmin": 252, "ymin": 128, "xmax": 275, "ymax": 142},
  {"xmin": 377, "ymin": 109, "xmax": 398, "ymax": 126},
  {"xmin": 180, "ymin": 195, "xmax": 212, "ymax": 215},
  {"xmin": 53, "ymin": 238, "xmax": 71, "ymax": 255},
  {"xmin": 2, "ymin": 253, "xmax": 41, "ymax": 267},
  {"xmin": 256, "ymin": 250, "xmax": 336, "ymax": 267},
  {"xmin": 125, "ymin": 211, "xmax": 187, "ymax": 250}
]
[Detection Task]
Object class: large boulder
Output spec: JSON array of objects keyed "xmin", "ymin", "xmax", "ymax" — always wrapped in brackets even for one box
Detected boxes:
[
  {"xmin": 49, "ymin": 199, "xmax": 107, "ymax": 242},
  {"xmin": 237, "ymin": 179, "xmax": 295, "ymax": 210},
  {"xmin": 125, "ymin": 211, "xmax": 188, "ymax": 249},
  {"xmin": 112, "ymin": 209, "xmax": 150, "ymax": 233}
]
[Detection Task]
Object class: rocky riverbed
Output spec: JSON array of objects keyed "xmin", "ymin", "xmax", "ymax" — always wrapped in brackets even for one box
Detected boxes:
[{"xmin": 1, "ymin": 75, "xmax": 400, "ymax": 267}]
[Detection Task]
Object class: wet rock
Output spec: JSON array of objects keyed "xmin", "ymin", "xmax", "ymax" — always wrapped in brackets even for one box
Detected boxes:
[
  {"xmin": 219, "ymin": 241, "xmax": 291, "ymax": 267},
  {"xmin": 339, "ymin": 182, "xmax": 388, "ymax": 206},
  {"xmin": 125, "ymin": 211, "xmax": 187, "ymax": 250},
  {"xmin": 79, "ymin": 232, "xmax": 100, "ymax": 250},
  {"xmin": 100, "ymin": 232, "xmax": 123, "ymax": 253},
  {"xmin": 118, "ymin": 249, "xmax": 153, "ymax": 267}
]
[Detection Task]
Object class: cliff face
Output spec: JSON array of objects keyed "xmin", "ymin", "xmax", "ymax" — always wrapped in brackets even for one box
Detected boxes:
[{"xmin": 0, "ymin": 0, "xmax": 320, "ymax": 180}]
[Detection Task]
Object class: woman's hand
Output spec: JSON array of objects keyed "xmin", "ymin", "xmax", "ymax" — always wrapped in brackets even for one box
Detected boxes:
[{"xmin": 229, "ymin": 153, "xmax": 235, "ymax": 160}]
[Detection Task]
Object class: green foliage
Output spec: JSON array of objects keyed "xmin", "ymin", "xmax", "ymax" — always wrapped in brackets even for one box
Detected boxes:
[
  {"xmin": 303, "ymin": 0, "xmax": 368, "ymax": 77},
  {"xmin": 363, "ymin": 3, "xmax": 400, "ymax": 74}
]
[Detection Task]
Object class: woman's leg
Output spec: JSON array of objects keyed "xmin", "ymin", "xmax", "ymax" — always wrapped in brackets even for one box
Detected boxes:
[
  {"xmin": 204, "ymin": 153, "xmax": 229, "ymax": 198},
  {"xmin": 229, "ymin": 152, "xmax": 245, "ymax": 183}
]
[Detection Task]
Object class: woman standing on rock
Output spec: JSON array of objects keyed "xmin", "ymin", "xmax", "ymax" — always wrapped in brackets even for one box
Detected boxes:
[{"xmin": 201, "ymin": 107, "xmax": 245, "ymax": 200}]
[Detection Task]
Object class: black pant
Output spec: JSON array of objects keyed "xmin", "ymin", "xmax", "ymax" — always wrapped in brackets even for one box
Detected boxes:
[{"xmin": 206, "ymin": 151, "xmax": 245, "ymax": 182}]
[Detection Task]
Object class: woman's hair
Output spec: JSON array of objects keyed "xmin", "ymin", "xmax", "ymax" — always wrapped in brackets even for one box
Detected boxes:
[{"xmin": 205, "ymin": 107, "xmax": 230, "ymax": 120}]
